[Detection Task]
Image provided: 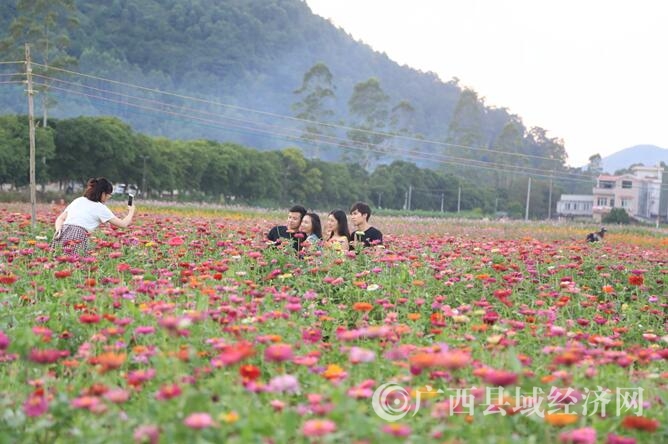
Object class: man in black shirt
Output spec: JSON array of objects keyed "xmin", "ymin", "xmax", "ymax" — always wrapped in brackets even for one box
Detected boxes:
[
  {"xmin": 267, "ymin": 205, "xmax": 307, "ymax": 250},
  {"xmin": 349, "ymin": 202, "xmax": 383, "ymax": 248}
]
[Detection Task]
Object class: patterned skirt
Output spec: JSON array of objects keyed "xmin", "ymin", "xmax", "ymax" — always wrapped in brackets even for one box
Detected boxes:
[{"xmin": 51, "ymin": 224, "xmax": 90, "ymax": 254}]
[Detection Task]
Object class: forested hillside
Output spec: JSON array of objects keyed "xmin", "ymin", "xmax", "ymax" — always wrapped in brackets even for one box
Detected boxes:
[{"xmin": 0, "ymin": 0, "xmax": 596, "ymax": 210}]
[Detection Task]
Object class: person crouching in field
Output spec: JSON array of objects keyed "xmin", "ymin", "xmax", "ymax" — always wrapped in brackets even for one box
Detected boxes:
[{"xmin": 52, "ymin": 177, "xmax": 136, "ymax": 254}]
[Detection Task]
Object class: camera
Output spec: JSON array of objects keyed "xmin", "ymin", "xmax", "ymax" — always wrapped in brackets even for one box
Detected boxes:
[{"xmin": 128, "ymin": 193, "xmax": 134, "ymax": 206}]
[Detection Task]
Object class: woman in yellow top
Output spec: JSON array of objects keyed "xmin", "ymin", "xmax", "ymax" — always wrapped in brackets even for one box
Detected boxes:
[{"xmin": 323, "ymin": 209, "xmax": 350, "ymax": 251}]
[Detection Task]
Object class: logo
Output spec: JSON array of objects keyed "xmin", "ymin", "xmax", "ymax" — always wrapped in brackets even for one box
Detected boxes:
[{"xmin": 371, "ymin": 382, "xmax": 411, "ymax": 421}]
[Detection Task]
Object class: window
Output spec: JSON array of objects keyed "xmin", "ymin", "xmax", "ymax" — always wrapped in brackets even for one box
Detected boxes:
[
  {"xmin": 622, "ymin": 180, "xmax": 632, "ymax": 189},
  {"xmin": 621, "ymin": 198, "xmax": 631, "ymax": 208},
  {"xmin": 599, "ymin": 180, "xmax": 615, "ymax": 189},
  {"xmin": 597, "ymin": 197, "xmax": 608, "ymax": 206},
  {"xmin": 610, "ymin": 198, "xmax": 614, "ymax": 207}
]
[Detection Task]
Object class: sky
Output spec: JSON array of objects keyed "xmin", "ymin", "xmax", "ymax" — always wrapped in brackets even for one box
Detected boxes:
[{"xmin": 304, "ymin": 0, "xmax": 668, "ymax": 167}]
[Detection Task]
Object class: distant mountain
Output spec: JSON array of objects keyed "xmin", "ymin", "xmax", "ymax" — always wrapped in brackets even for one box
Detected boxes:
[{"xmin": 601, "ymin": 145, "xmax": 668, "ymax": 174}]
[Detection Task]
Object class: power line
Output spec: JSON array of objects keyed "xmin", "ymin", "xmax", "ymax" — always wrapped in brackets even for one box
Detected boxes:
[
  {"xmin": 34, "ymin": 80, "xmax": 599, "ymax": 184},
  {"xmin": 33, "ymin": 62, "xmax": 574, "ymax": 166},
  {"xmin": 30, "ymin": 72, "xmax": 597, "ymax": 181}
]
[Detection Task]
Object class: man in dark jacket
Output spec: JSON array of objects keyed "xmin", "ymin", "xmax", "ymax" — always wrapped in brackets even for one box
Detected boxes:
[{"xmin": 267, "ymin": 205, "xmax": 307, "ymax": 250}]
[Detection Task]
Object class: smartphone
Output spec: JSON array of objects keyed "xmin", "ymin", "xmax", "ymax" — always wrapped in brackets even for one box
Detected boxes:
[{"xmin": 128, "ymin": 193, "xmax": 134, "ymax": 206}]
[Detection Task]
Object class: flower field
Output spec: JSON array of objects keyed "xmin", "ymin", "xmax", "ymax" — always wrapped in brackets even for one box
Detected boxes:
[{"xmin": 0, "ymin": 204, "xmax": 666, "ymax": 443}]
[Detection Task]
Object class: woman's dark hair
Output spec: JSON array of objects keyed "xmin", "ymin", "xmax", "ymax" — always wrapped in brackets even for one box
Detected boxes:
[
  {"xmin": 83, "ymin": 177, "xmax": 113, "ymax": 202},
  {"xmin": 329, "ymin": 209, "xmax": 350, "ymax": 240},
  {"xmin": 305, "ymin": 213, "xmax": 322, "ymax": 239}
]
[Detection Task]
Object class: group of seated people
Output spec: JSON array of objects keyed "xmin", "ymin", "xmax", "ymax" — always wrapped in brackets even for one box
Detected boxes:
[{"xmin": 267, "ymin": 202, "xmax": 383, "ymax": 251}]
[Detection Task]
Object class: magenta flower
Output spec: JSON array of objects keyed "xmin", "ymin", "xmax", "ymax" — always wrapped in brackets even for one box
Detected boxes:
[
  {"xmin": 23, "ymin": 392, "xmax": 49, "ymax": 417},
  {"xmin": 0, "ymin": 330, "xmax": 9, "ymax": 351}
]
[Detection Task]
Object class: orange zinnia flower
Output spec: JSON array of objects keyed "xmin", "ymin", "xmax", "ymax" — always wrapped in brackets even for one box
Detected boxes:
[
  {"xmin": 322, "ymin": 364, "xmax": 345, "ymax": 380},
  {"xmin": 353, "ymin": 302, "xmax": 373, "ymax": 312},
  {"xmin": 545, "ymin": 412, "xmax": 578, "ymax": 426},
  {"xmin": 90, "ymin": 352, "xmax": 126, "ymax": 373}
]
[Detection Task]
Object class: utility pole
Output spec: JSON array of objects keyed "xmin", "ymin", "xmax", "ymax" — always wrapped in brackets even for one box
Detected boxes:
[
  {"xmin": 525, "ymin": 177, "xmax": 531, "ymax": 221},
  {"xmin": 657, "ymin": 164, "xmax": 662, "ymax": 229},
  {"xmin": 377, "ymin": 192, "xmax": 382, "ymax": 209},
  {"xmin": 25, "ymin": 44, "xmax": 37, "ymax": 230},
  {"xmin": 457, "ymin": 186, "xmax": 461, "ymax": 213},
  {"xmin": 407, "ymin": 185, "xmax": 412, "ymax": 211},
  {"xmin": 440, "ymin": 193, "xmax": 444, "ymax": 213},
  {"xmin": 548, "ymin": 175, "xmax": 553, "ymax": 220},
  {"xmin": 140, "ymin": 154, "xmax": 149, "ymax": 196}
]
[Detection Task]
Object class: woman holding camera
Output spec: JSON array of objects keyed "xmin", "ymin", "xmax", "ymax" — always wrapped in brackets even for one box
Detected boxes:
[{"xmin": 52, "ymin": 177, "xmax": 136, "ymax": 254}]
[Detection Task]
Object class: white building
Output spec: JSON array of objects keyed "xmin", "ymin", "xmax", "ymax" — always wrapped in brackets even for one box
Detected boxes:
[
  {"xmin": 556, "ymin": 194, "xmax": 594, "ymax": 218},
  {"xmin": 592, "ymin": 165, "xmax": 663, "ymax": 222},
  {"xmin": 556, "ymin": 165, "xmax": 663, "ymax": 222}
]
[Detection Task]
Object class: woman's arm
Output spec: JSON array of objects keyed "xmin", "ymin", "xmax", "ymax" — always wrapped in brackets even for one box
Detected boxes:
[
  {"xmin": 108, "ymin": 205, "xmax": 136, "ymax": 228},
  {"xmin": 54, "ymin": 210, "xmax": 67, "ymax": 238}
]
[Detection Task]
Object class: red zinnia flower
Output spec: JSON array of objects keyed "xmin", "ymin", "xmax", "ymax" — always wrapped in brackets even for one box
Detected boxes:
[
  {"xmin": 239, "ymin": 364, "xmax": 261, "ymax": 381},
  {"xmin": 621, "ymin": 416, "xmax": 659, "ymax": 432},
  {"xmin": 628, "ymin": 275, "xmax": 644, "ymax": 286},
  {"xmin": 0, "ymin": 274, "xmax": 18, "ymax": 285},
  {"xmin": 79, "ymin": 313, "xmax": 101, "ymax": 324},
  {"xmin": 54, "ymin": 270, "xmax": 72, "ymax": 279}
]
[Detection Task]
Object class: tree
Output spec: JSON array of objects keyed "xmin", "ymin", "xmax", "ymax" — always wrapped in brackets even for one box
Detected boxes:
[
  {"xmin": 279, "ymin": 148, "xmax": 322, "ymax": 204},
  {"xmin": 292, "ymin": 62, "xmax": 337, "ymax": 160},
  {"xmin": 0, "ymin": 115, "xmax": 55, "ymax": 188},
  {"xmin": 347, "ymin": 78, "xmax": 390, "ymax": 169},
  {"xmin": 0, "ymin": 0, "xmax": 79, "ymax": 126},
  {"xmin": 446, "ymin": 88, "xmax": 486, "ymax": 158},
  {"xmin": 603, "ymin": 208, "xmax": 630, "ymax": 225},
  {"xmin": 587, "ymin": 154, "xmax": 603, "ymax": 176},
  {"xmin": 51, "ymin": 116, "xmax": 136, "ymax": 184}
]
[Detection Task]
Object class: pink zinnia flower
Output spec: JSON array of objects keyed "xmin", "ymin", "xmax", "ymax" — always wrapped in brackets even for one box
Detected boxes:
[
  {"xmin": 301, "ymin": 419, "xmax": 336, "ymax": 437},
  {"xmin": 0, "ymin": 330, "xmax": 9, "ymax": 351},
  {"xmin": 134, "ymin": 424, "xmax": 160, "ymax": 444},
  {"xmin": 104, "ymin": 388, "xmax": 130, "ymax": 404},
  {"xmin": 167, "ymin": 237, "xmax": 184, "ymax": 247},
  {"xmin": 267, "ymin": 374, "xmax": 300, "ymax": 394},
  {"xmin": 559, "ymin": 427, "xmax": 597, "ymax": 444},
  {"xmin": 606, "ymin": 434, "xmax": 637, "ymax": 444},
  {"xmin": 349, "ymin": 346, "xmax": 376, "ymax": 364},
  {"xmin": 264, "ymin": 343, "xmax": 293, "ymax": 362},
  {"xmin": 481, "ymin": 369, "xmax": 518, "ymax": 386},
  {"xmin": 382, "ymin": 423, "xmax": 412, "ymax": 437},
  {"xmin": 183, "ymin": 412, "xmax": 214, "ymax": 429},
  {"xmin": 23, "ymin": 392, "xmax": 49, "ymax": 417},
  {"xmin": 155, "ymin": 383, "xmax": 182, "ymax": 400}
]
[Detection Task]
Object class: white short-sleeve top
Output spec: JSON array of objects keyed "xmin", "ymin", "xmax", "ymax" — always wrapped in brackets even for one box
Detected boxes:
[{"xmin": 64, "ymin": 196, "xmax": 115, "ymax": 232}]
